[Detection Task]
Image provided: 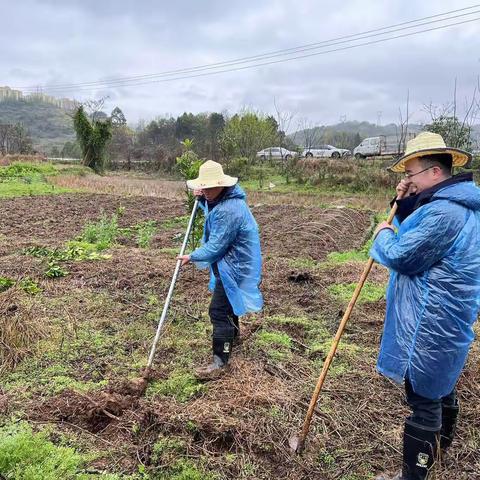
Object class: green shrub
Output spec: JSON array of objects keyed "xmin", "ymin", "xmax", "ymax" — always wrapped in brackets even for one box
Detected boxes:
[{"xmin": 0, "ymin": 162, "xmax": 57, "ymax": 179}]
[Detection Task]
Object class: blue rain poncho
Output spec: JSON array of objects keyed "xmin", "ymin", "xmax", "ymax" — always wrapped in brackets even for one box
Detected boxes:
[
  {"xmin": 370, "ymin": 178, "xmax": 480, "ymax": 399},
  {"xmin": 190, "ymin": 184, "xmax": 263, "ymax": 316}
]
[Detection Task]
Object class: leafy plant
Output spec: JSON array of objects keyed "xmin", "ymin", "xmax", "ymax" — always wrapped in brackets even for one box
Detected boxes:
[
  {"xmin": 135, "ymin": 220, "xmax": 157, "ymax": 248},
  {"xmin": 45, "ymin": 262, "xmax": 68, "ymax": 279},
  {"xmin": 0, "ymin": 277, "xmax": 15, "ymax": 292},
  {"xmin": 79, "ymin": 213, "xmax": 120, "ymax": 250},
  {"xmin": 18, "ymin": 278, "xmax": 41, "ymax": 295}
]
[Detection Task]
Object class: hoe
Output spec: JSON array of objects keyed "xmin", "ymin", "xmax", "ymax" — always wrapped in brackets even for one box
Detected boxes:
[
  {"xmin": 129, "ymin": 199, "xmax": 200, "ymax": 394},
  {"xmin": 289, "ymin": 203, "xmax": 398, "ymax": 453}
]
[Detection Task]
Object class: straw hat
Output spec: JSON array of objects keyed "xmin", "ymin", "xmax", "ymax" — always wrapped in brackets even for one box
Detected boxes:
[
  {"xmin": 186, "ymin": 160, "xmax": 238, "ymax": 189},
  {"xmin": 390, "ymin": 132, "xmax": 471, "ymax": 173}
]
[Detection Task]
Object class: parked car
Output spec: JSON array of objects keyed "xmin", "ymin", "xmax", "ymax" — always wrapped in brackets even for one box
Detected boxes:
[
  {"xmin": 302, "ymin": 145, "xmax": 350, "ymax": 158},
  {"xmin": 353, "ymin": 134, "xmax": 416, "ymax": 159},
  {"xmin": 256, "ymin": 147, "xmax": 297, "ymax": 161}
]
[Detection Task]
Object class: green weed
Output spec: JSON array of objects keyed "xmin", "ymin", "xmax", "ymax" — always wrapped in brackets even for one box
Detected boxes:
[
  {"xmin": 18, "ymin": 278, "xmax": 42, "ymax": 295},
  {"xmin": 0, "ymin": 277, "xmax": 15, "ymax": 292},
  {"xmin": 79, "ymin": 213, "xmax": 120, "ymax": 250},
  {"xmin": 135, "ymin": 220, "xmax": 157, "ymax": 248},
  {"xmin": 44, "ymin": 262, "xmax": 68, "ymax": 278}
]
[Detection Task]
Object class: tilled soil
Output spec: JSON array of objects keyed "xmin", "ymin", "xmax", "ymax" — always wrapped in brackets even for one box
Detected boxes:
[{"xmin": 0, "ymin": 192, "xmax": 478, "ymax": 480}]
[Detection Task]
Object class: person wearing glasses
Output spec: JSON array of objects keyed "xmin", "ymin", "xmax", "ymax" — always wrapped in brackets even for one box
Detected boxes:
[{"xmin": 372, "ymin": 132, "xmax": 480, "ymax": 480}]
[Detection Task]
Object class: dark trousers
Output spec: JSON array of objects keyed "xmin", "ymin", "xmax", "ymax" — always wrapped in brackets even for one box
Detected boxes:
[
  {"xmin": 405, "ymin": 378, "xmax": 457, "ymax": 429},
  {"xmin": 208, "ymin": 278, "xmax": 239, "ymax": 362}
]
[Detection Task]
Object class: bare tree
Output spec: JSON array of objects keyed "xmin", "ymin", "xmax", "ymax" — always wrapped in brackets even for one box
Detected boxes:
[
  {"xmin": 395, "ymin": 89, "xmax": 413, "ymax": 155},
  {"xmin": 423, "ymin": 78, "xmax": 479, "ymax": 150},
  {"xmin": 297, "ymin": 118, "xmax": 323, "ymax": 150}
]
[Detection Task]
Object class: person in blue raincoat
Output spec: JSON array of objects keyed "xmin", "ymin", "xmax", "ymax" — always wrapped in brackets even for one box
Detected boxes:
[
  {"xmin": 373, "ymin": 133, "xmax": 480, "ymax": 480},
  {"xmin": 177, "ymin": 160, "xmax": 263, "ymax": 380}
]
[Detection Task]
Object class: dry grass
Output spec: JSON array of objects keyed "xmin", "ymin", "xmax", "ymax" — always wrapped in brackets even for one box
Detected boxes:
[
  {"xmin": 50, "ymin": 174, "xmax": 185, "ymax": 200},
  {"xmin": 0, "ymin": 154, "xmax": 47, "ymax": 165},
  {"xmin": 0, "ymin": 288, "xmax": 49, "ymax": 372}
]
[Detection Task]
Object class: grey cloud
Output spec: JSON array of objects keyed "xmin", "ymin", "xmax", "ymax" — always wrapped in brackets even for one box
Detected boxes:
[{"xmin": 1, "ymin": 0, "xmax": 479, "ymax": 126}]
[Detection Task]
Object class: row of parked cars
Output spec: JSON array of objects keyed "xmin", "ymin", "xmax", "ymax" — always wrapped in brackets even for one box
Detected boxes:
[{"xmin": 256, "ymin": 145, "xmax": 351, "ymax": 160}]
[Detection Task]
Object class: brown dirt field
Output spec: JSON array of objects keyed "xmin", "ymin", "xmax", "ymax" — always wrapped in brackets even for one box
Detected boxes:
[{"xmin": 0, "ymin": 192, "xmax": 478, "ymax": 479}]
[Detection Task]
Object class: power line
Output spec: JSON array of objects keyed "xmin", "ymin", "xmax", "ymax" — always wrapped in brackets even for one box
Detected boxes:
[
  {"xmin": 17, "ymin": 11, "xmax": 480, "ymax": 94},
  {"xmin": 17, "ymin": 4, "xmax": 480, "ymax": 92}
]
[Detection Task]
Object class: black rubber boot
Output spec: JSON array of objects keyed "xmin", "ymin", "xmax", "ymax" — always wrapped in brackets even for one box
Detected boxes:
[
  {"xmin": 440, "ymin": 403, "xmax": 459, "ymax": 450},
  {"xmin": 213, "ymin": 336, "xmax": 233, "ymax": 365},
  {"xmin": 402, "ymin": 421, "xmax": 439, "ymax": 479}
]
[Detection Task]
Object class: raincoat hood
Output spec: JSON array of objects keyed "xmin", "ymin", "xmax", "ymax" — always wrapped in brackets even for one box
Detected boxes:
[{"xmin": 433, "ymin": 179, "xmax": 480, "ymax": 211}]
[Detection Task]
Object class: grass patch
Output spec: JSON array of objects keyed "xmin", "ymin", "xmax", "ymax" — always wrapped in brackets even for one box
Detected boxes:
[
  {"xmin": 146, "ymin": 370, "xmax": 206, "ymax": 403},
  {"xmin": 287, "ymin": 257, "xmax": 322, "ymax": 269},
  {"xmin": 0, "ymin": 162, "xmax": 73, "ymax": 198},
  {"xmin": 0, "ymin": 422, "xmax": 120, "ymax": 479},
  {"xmin": 159, "ymin": 247, "xmax": 180, "ymax": 257},
  {"xmin": 161, "ymin": 215, "xmax": 189, "ymax": 230},
  {"xmin": 254, "ymin": 330, "xmax": 293, "ymax": 361},
  {"xmin": 328, "ymin": 282, "xmax": 386, "ymax": 304}
]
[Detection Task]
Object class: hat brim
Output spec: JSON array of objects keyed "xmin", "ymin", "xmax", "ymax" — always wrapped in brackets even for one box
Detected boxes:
[
  {"xmin": 186, "ymin": 175, "xmax": 238, "ymax": 190},
  {"xmin": 389, "ymin": 147, "xmax": 472, "ymax": 173}
]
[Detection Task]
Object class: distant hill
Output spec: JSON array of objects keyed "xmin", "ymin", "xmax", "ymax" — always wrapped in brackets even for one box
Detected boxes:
[
  {"xmin": 290, "ymin": 121, "xmax": 423, "ymax": 143},
  {"xmin": 0, "ymin": 99, "xmax": 75, "ymax": 153}
]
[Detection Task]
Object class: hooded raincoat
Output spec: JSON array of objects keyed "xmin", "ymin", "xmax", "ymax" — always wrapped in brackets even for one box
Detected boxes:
[
  {"xmin": 190, "ymin": 184, "xmax": 263, "ymax": 316},
  {"xmin": 370, "ymin": 176, "xmax": 480, "ymax": 399}
]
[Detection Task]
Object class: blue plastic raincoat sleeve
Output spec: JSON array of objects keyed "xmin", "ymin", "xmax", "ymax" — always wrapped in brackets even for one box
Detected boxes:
[
  {"xmin": 370, "ymin": 206, "xmax": 466, "ymax": 275},
  {"xmin": 190, "ymin": 209, "xmax": 239, "ymax": 264}
]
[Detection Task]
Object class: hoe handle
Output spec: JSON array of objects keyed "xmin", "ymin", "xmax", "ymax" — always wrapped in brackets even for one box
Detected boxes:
[
  {"xmin": 146, "ymin": 199, "xmax": 200, "ymax": 370},
  {"xmin": 295, "ymin": 202, "xmax": 398, "ymax": 452}
]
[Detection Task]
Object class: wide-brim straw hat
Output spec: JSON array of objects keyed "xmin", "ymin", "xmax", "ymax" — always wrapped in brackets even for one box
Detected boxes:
[
  {"xmin": 186, "ymin": 160, "xmax": 238, "ymax": 189},
  {"xmin": 390, "ymin": 131, "xmax": 472, "ymax": 173}
]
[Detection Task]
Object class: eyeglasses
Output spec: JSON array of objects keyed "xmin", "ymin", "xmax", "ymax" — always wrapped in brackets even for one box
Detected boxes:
[{"xmin": 404, "ymin": 166, "xmax": 435, "ymax": 179}]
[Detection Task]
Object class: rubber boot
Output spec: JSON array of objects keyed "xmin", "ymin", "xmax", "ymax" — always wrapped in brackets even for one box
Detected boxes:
[
  {"xmin": 402, "ymin": 421, "xmax": 439, "ymax": 479},
  {"xmin": 194, "ymin": 337, "xmax": 233, "ymax": 381},
  {"xmin": 440, "ymin": 402, "xmax": 459, "ymax": 450},
  {"xmin": 375, "ymin": 422, "xmax": 439, "ymax": 480}
]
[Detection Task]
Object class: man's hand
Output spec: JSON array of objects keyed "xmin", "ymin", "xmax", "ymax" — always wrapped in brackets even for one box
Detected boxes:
[
  {"xmin": 193, "ymin": 189, "xmax": 204, "ymax": 197},
  {"xmin": 374, "ymin": 221, "xmax": 394, "ymax": 238},
  {"xmin": 177, "ymin": 255, "xmax": 191, "ymax": 266},
  {"xmin": 396, "ymin": 179, "xmax": 417, "ymax": 200}
]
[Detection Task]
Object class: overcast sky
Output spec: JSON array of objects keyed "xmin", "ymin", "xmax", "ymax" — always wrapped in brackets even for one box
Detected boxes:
[{"xmin": 2, "ymin": 0, "xmax": 480, "ymax": 128}]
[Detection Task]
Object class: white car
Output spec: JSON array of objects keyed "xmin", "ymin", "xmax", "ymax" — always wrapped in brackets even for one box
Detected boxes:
[
  {"xmin": 302, "ymin": 145, "xmax": 351, "ymax": 158},
  {"xmin": 256, "ymin": 147, "xmax": 297, "ymax": 161}
]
